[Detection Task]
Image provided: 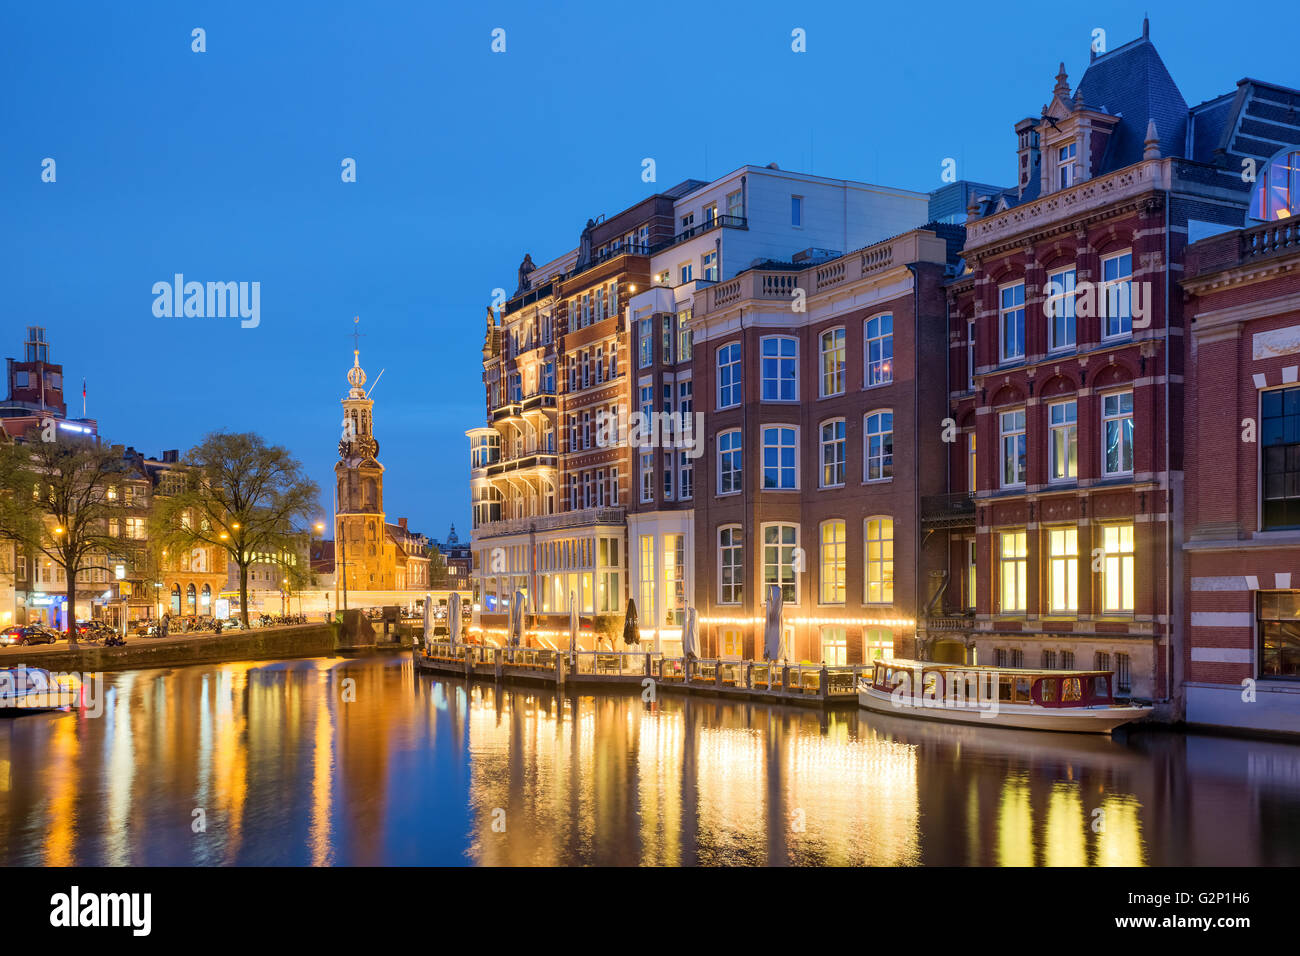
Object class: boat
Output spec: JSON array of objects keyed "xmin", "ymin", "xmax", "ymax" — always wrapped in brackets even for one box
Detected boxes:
[
  {"xmin": 857, "ymin": 658, "xmax": 1151, "ymax": 734},
  {"xmin": 0, "ymin": 667, "xmax": 79, "ymax": 716}
]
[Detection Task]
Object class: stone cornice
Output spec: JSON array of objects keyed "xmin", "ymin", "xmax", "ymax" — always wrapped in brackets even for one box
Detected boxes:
[{"xmin": 964, "ymin": 160, "xmax": 1171, "ymax": 263}]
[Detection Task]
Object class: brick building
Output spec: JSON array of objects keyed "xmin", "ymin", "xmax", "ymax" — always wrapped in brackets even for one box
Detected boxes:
[
  {"xmin": 1182, "ymin": 148, "xmax": 1300, "ymax": 734},
  {"xmin": 688, "ymin": 226, "xmax": 960, "ymax": 663},
  {"xmin": 931, "ymin": 22, "xmax": 1300, "ymax": 712},
  {"xmin": 469, "ymin": 167, "xmax": 929, "ymax": 649}
]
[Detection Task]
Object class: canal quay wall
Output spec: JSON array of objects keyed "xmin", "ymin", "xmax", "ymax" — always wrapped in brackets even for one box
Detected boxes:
[
  {"xmin": 414, "ymin": 646, "xmax": 862, "ymax": 709},
  {"xmin": 0, "ymin": 622, "xmax": 383, "ymax": 674}
]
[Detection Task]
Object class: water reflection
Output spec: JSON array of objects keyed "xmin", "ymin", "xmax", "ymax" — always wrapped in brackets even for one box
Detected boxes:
[{"xmin": 0, "ymin": 655, "xmax": 1296, "ymax": 866}]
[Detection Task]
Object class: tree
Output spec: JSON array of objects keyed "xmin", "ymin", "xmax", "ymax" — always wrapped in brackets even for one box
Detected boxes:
[
  {"xmin": 0, "ymin": 435, "xmax": 134, "ymax": 640},
  {"xmin": 151, "ymin": 432, "xmax": 319, "ymax": 629},
  {"xmin": 428, "ymin": 546, "xmax": 449, "ymax": 588}
]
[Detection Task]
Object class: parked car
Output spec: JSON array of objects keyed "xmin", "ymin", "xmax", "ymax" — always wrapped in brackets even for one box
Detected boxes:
[
  {"xmin": 0, "ymin": 625, "xmax": 59, "ymax": 647},
  {"xmin": 222, "ymin": 618, "xmax": 243, "ymax": 631},
  {"xmin": 129, "ymin": 620, "xmax": 158, "ymax": 637}
]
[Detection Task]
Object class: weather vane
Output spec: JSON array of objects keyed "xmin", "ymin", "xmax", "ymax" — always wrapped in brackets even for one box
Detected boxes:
[{"xmin": 351, "ymin": 315, "xmax": 364, "ymax": 352}]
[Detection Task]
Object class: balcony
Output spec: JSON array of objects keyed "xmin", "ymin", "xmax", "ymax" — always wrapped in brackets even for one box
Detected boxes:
[
  {"xmin": 491, "ymin": 402, "xmax": 522, "ymax": 423},
  {"xmin": 485, "ymin": 453, "xmax": 557, "ymax": 478},
  {"xmin": 923, "ymin": 611, "xmax": 975, "ymax": 633},
  {"xmin": 921, "ymin": 493, "xmax": 975, "ymax": 528},
  {"xmin": 473, "ymin": 506, "xmax": 626, "ymax": 539}
]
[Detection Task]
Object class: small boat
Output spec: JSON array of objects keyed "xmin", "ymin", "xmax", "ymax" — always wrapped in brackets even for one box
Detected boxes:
[
  {"xmin": 0, "ymin": 667, "xmax": 79, "ymax": 716},
  {"xmin": 858, "ymin": 658, "xmax": 1151, "ymax": 735}
]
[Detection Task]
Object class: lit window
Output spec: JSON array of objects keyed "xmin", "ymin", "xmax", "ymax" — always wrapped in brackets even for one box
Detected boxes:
[
  {"xmin": 763, "ymin": 524, "xmax": 798, "ymax": 604},
  {"xmin": 1100, "ymin": 523, "xmax": 1135, "ymax": 613},
  {"xmin": 719, "ymin": 527, "xmax": 743, "ymax": 604},
  {"xmin": 819, "ymin": 520, "xmax": 846, "ymax": 604},
  {"xmin": 864, "ymin": 627, "xmax": 893, "ymax": 661},
  {"xmin": 865, "ymin": 411, "xmax": 893, "ymax": 481},
  {"xmin": 820, "ymin": 327, "xmax": 846, "ymax": 396},
  {"xmin": 1000, "ymin": 531, "xmax": 1027, "ymax": 613},
  {"xmin": 865, "ymin": 314, "xmax": 893, "ymax": 386},
  {"xmin": 761, "ymin": 425, "xmax": 797, "ymax": 489},
  {"xmin": 1047, "ymin": 527, "xmax": 1078, "ymax": 614},
  {"xmin": 1102, "ymin": 391, "xmax": 1134, "ymax": 477},
  {"xmin": 820, "ymin": 419, "xmax": 846, "ymax": 487},
  {"xmin": 760, "ymin": 336, "xmax": 797, "ymax": 401},
  {"xmin": 1000, "ymin": 409, "xmax": 1027, "ymax": 488},
  {"xmin": 1251, "ymin": 148, "xmax": 1300, "ymax": 220},
  {"xmin": 1049, "ymin": 400, "xmax": 1077, "ymax": 482},
  {"xmin": 820, "ymin": 626, "xmax": 847, "ymax": 665},
  {"xmin": 864, "ymin": 517, "xmax": 893, "ymax": 605},
  {"xmin": 1257, "ymin": 591, "xmax": 1300, "ymax": 679}
]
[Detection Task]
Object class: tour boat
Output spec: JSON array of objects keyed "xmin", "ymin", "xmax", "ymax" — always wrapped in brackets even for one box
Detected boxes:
[
  {"xmin": 858, "ymin": 658, "xmax": 1151, "ymax": 734},
  {"xmin": 0, "ymin": 667, "xmax": 78, "ymax": 715}
]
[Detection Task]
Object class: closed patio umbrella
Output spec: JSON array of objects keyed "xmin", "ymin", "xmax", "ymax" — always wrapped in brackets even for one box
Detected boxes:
[
  {"xmin": 763, "ymin": 584, "xmax": 785, "ymax": 661},
  {"xmin": 568, "ymin": 591, "xmax": 579, "ymax": 654},
  {"xmin": 683, "ymin": 606, "xmax": 700, "ymax": 660},
  {"xmin": 422, "ymin": 592, "xmax": 433, "ymax": 652},
  {"xmin": 509, "ymin": 591, "xmax": 524, "ymax": 648},
  {"xmin": 448, "ymin": 592, "xmax": 461, "ymax": 645},
  {"xmin": 623, "ymin": 598, "xmax": 640, "ymax": 647}
]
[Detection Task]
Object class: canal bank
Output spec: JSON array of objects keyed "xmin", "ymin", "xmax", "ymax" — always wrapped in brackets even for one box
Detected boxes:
[{"xmin": 0, "ymin": 612, "xmax": 410, "ymax": 674}]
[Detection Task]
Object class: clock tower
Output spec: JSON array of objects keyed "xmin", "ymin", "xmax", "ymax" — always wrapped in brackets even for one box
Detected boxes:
[{"xmin": 334, "ymin": 342, "xmax": 394, "ymax": 592}]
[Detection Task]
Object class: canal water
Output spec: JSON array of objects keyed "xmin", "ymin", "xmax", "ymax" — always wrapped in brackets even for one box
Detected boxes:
[{"xmin": 1, "ymin": 654, "xmax": 1297, "ymax": 866}]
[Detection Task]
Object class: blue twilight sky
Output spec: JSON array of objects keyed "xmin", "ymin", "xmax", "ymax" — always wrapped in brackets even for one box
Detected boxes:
[{"xmin": 1, "ymin": 0, "xmax": 1288, "ymax": 538}]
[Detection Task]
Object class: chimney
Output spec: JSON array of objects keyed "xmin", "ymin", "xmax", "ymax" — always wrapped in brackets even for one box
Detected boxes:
[{"xmin": 1014, "ymin": 117, "xmax": 1041, "ymax": 198}]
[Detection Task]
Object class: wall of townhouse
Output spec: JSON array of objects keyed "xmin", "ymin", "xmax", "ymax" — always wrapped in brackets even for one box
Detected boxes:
[
  {"xmin": 1183, "ymin": 237, "xmax": 1300, "ymax": 733},
  {"xmin": 690, "ymin": 261, "xmax": 949, "ymax": 664},
  {"xmin": 957, "ymin": 196, "xmax": 1173, "ymax": 700},
  {"xmin": 734, "ymin": 171, "xmax": 928, "ymax": 272}
]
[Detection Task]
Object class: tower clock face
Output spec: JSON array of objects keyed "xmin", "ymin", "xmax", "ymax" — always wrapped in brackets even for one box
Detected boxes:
[
  {"xmin": 338, "ymin": 439, "xmax": 353, "ymax": 459},
  {"xmin": 358, "ymin": 436, "xmax": 379, "ymax": 459}
]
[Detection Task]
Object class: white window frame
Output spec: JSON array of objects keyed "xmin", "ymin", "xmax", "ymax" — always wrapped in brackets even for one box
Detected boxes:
[
  {"xmin": 1100, "ymin": 522, "xmax": 1135, "ymax": 613},
  {"xmin": 864, "ymin": 313, "xmax": 894, "ymax": 387},
  {"xmin": 864, "ymin": 410, "xmax": 893, "ymax": 482},
  {"xmin": 717, "ymin": 428, "xmax": 742, "ymax": 496},
  {"xmin": 819, "ymin": 518, "xmax": 847, "ymax": 606},
  {"xmin": 1100, "ymin": 251, "xmax": 1135, "ymax": 340},
  {"xmin": 1045, "ymin": 266, "xmax": 1076, "ymax": 352},
  {"xmin": 820, "ymin": 326, "xmax": 846, "ymax": 397},
  {"xmin": 761, "ymin": 424, "xmax": 799, "ymax": 490},
  {"xmin": 999, "ymin": 530, "xmax": 1028, "ymax": 613},
  {"xmin": 1048, "ymin": 399, "xmax": 1077, "ymax": 483},
  {"xmin": 718, "ymin": 525, "xmax": 743, "ymax": 604},
  {"xmin": 717, "ymin": 342, "xmax": 741, "ymax": 410},
  {"xmin": 759, "ymin": 335, "xmax": 798, "ymax": 402},
  {"xmin": 761, "ymin": 522, "xmax": 800, "ymax": 605},
  {"xmin": 1101, "ymin": 389, "xmax": 1134, "ymax": 477},
  {"xmin": 1000, "ymin": 408, "xmax": 1027, "ymax": 489},
  {"xmin": 999, "ymin": 281, "xmax": 1026, "ymax": 363},
  {"xmin": 1046, "ymin": 526, "xmax": 1078, "ymax": 614},
  {"xmin": 819, "ymin": 418, "xmax": 846, "ymax": 489},
  {"xmin": 863, "ymin": 516, "xmax": 894, "ymax": 605}
]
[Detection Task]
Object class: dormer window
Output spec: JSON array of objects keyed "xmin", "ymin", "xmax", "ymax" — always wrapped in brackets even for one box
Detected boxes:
[
  {"xmin": 1057, "ymin": 142, "xmax": 1077, "ymax": 189},
  {"xmin": 1251, "ymin": 148, "xmax": 1300, "ymax": 221}
]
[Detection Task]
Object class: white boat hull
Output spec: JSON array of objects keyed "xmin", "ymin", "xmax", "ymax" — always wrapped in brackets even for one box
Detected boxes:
[{"xmin": 858, "ymin": 684, "xmax": 1150, "ymax": 735}]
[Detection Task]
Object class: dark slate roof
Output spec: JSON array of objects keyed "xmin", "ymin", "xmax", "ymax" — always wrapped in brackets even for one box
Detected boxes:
[{"xmin": 1076, "ymin": 35, "xmax": 1188, "ymax": 170}]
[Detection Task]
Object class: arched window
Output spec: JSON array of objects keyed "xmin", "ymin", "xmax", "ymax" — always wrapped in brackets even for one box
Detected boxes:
[
  {"xmin": 1251, "ymin": 148, "xmax": 1300, "ymax": 221},
  {"xmin": 170, "ymin": 584, "xmax": 181, "ymax": 614},
  {"xmin": 201, "ymin": 583, "xmax": 211, "ymax": 610},
  {"xmin": 186, "ymin": 583, "xmax": 196, "ymax": 612},
  {"xmin": 864, "ymin": 517, "xmax": 894, "ymax": 604}
]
